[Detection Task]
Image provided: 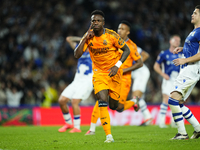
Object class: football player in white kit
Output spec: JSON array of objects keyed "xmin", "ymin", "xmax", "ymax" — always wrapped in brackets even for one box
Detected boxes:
[
  {"xmin": 169, "ymin": 5, "xmax": 200, "ymax": 140},
  {"xmin": 131, "ymin": 47, "xmax": 153, "ymax": 125},
  {"xmin": 58, "ymin": 36, "xmax": 93, "ymax": 133},
  {"xmin": 154, "ymin": 35, "xmax": 181, "ymax": 128}
]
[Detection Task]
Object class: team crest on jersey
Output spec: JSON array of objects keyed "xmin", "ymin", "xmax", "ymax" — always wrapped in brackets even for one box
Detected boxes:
[
  {"xmin": 189, "ymin": 31, "xmax": 195, "ymax": 36},
  {"xmin": 118, "ymin": 37, "xmax": 124, "ymax": 46},
  {"xmin": 135, "ymin": 52, "xmax": 139, "ymax": 57},
  {"xmin": 103, "ymin": 40, "xmax": 107, "ymax": 45}
]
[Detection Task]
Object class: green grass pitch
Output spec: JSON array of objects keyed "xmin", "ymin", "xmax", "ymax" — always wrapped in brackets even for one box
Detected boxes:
[{"xmin": 0, "ymin": 125, "xmax": 200, "ymax": 150}]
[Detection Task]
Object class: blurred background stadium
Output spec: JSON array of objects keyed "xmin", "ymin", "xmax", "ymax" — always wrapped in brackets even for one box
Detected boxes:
[{"xmin": 1, "ymin": 0, "xmax": 200, "ymax": 109}]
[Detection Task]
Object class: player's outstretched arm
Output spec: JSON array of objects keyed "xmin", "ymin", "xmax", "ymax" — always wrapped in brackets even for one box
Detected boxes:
[{"xmin": 66, "ymin": 36, "xmax": 82, "ymax": 50}]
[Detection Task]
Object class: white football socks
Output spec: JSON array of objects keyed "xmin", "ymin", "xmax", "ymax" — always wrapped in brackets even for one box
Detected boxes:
[
  {"xmin": 159, "ymin": 103, "xmax": 168, "ymax": 126},
  {"xmin": 73, "ymin": 115, "xmax": 81, "ymax": 129},
  {"xmin": 89, "ymin": 123, "xmax": 96, "ymax": 132},
  {"xmin": 168, "ymin": 97, "xmax": 187, "ymax": 134},
  {"xmin": 180, "ymin": 104, "xmax": 200, "ymax": 132},
  {"xmin": 63, "ymin": 112, "xmax": 72, "ymax": 125},
  {"xmin": 139, "ymin": 99, "xmax": 152, "ymax": 120}
]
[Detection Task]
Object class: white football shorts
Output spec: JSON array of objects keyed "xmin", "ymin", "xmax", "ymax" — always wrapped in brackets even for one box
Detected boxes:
[
  {"xmin": 171, "ymin": 62, "xmax": 200, "ymax": 101},
  {"xmin": 131, "ymin": 64, "xmax": 150, "ymax": 93},
  {"xmin": 61, "ymin": 73, "xmax": 93, "ymax": 101},
  {"xmin": 162, "ymin": 78, "xmax": 175, "ymax": 95},
  {"xmin": 162, "ymin": 71, "xmax": 179, "ymax": 95}
]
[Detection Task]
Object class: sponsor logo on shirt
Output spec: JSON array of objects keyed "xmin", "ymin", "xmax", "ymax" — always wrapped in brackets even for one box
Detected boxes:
[{"xmin": 90, "ymin": 47, "xmax": 109, "ymax": 55}]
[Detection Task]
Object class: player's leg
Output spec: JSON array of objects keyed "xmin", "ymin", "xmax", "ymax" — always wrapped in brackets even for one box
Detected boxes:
[
  {"xmin": 159, "ymin": 94, "xmax": 169, "ymax": 128},
  {"xmin": 159, "ymin": 78, "xmax": 174, "ymax": 128},
  {"xmin": 115, "ymin": 93, "xmax": 139, "ymax": 112},
  {"xmin": 97, "ymin": 90, "xmax": 114, "ymax": 143},
  {"xmin": 115, "ymin": 77, "xmax": 139, "ymax": 112},
  {"xmin": 123, "ymin": 97, "xmax": 139, "ymax": 111},
  {"xmin": 179, "ymin": 104, "xmax": 200, "ymax": 139},
  {"xmin": 58, "ymin": 95, "xmax": 73, "ymax": 132},
  {"xmin": 69, "ymin": 99, "xmax": 82, "ymax": 133},
  {"xmin": 85, "ymin": 100, "xmax": 99, "ymax": 135},
  {"xmin": 131, "ymin": 66, "xmax": 152, "ymax": 117},
  {"xmin": 69, "ymin": 77, "xmax": 93, "ymax": 133},
  {"xmin": 93, "ymin": 70, "xmax": 122, "ymax": 142},
  {"xmin": 103, "ymin": 95, "xmax": 121, "ymax": 143},
  {"xmin": 58, "ymin": 83, "xmax": 77, "ymax": 132},
  {"xmin": 168, "ymin": 92, "xmax": 189, "ymax": 139},
  {"xmin": 109, "ymin": 96, "xmax": 119, "ymax": 110},
  {"xmin": 169, "ymin": 64, "xmax": 200, "ymax": 139},
  {"xmin": 133, "ymin": 90, "xmax": 152, "ymax": 126},
  {"xmin": 115, "ymin": 98, "xmax": 139, "ymax": 112}
]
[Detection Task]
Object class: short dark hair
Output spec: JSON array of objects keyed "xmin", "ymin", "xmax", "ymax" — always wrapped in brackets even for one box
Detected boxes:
[
  {"xmin": 195, "ymin": 5, "xmax": 200, "ymax": 12},
  {"xmin": 91, "ymin": 10, "xmax": 105, "ymax": 18},
  {"xmin": 120, "ymin": 20, "xmax": 131, "ymax": 29},
  {"xmin": 170, "ymin": 34, "xmax": 180, "ymax": 40}
]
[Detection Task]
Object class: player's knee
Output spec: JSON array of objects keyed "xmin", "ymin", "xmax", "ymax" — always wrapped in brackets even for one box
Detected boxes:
[
  {"xmin": 109, "ymin": 104, "xmax": 118, "ymax": 110},
  {"xmin": 109, "ymin": 106, "xmax": 116, "ymax": 110},
  {"xmin": 116, "ymin": 108, "xmax": 124, "ymax": 113},
  {"xmin": 58, "ymin": 96, "xmax": 68, "ymax": 105},
  {"xmin": 71, "ymin": 99, "xmax": 81, "ymax": 106},
  {"xmin": 108, "ymin": 97, "xmax": 118, "ymax": 110},
  {"xmin": 116, "ymin": 103, "xmax": 124, "ymax": 112}
]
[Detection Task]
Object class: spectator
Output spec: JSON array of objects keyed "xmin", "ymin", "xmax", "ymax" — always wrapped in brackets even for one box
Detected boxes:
[
  {"xmin": 0, "ymin": 81, "xmax": 7, "ymax": 106},
  {"xmin": 6, "ymin": 85, "xmax": 23, "ymax": 107}
]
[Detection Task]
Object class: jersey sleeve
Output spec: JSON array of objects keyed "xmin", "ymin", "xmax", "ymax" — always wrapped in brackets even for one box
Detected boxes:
[
  {"xmin": 110, "ymin": 30, "xmax": 126, "ymax": 49},
  {"xmin": 156, "ymin": 51, "xmax": 164, "ymax": 64},
  {"xmin": 196, "ymin": 30, "xmax": 200, "ymax": 42},
  {"xmin": 129, "ymin": 43, "xmax": 141, "ymax": 61}
]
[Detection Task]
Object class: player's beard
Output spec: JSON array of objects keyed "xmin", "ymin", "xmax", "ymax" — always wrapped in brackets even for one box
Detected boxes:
[{"xmin": 93, "ymin": 28, "xmax": 103, "ymax": 36}]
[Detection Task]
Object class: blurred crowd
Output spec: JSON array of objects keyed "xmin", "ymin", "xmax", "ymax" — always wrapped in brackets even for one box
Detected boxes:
[{"xmin": 0, "ymin": 0, "xmax": 200, "ymax": 107}]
